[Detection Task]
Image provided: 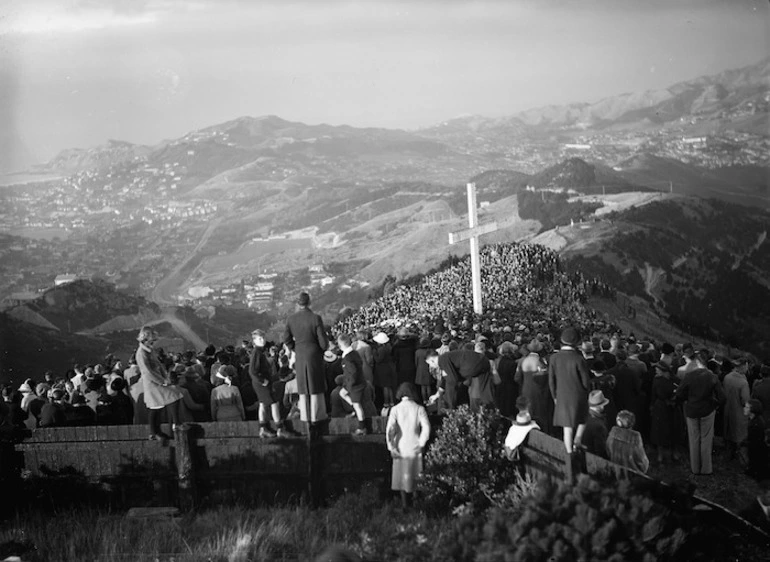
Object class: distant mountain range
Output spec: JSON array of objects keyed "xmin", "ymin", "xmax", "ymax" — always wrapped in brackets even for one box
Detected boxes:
[
  {"xmin": 424, "ymin": 56, "xmax": 770, "ymax": 135},
  {"xmin": 33, "ymin": 56, "xmax": 769, "ymax": 180}
]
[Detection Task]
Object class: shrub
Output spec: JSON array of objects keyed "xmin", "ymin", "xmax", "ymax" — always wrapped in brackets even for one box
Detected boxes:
[
  {"xmin": 419, "ymin": 405, "xmax": 517, "ymax": 513},
  {"xmin": 432, "ymin": 473, "xmax": 766, "ymax": 562}
]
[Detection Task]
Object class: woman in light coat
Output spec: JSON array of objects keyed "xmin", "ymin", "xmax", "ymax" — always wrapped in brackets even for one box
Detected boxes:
[
  {"xmin": 135, "ymin": 327, "xmax": 182, "ymax": 440},
  {"xmin": 386, "ymin": 382, "xmax": 431, "ymax": 508}
]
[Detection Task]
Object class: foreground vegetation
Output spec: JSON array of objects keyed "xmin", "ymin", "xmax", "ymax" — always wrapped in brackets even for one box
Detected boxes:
[{"xmin": 3, "ymin": 407, "xmax": 769, "ymax": 561}]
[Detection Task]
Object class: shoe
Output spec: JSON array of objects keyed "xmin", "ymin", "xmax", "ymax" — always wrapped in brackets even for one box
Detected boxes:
[
  {"xmin": 277, "ymin": 427, "xmax": 301, "ymax": 438},
  {"xmin": 259, "ymin": 427, "xmax": 277, "ymax": 438},
  {"xmin": 148, "ymin": 433, "xmax": 170, "ymax": 441},
  {"xmin": 353, "ymin": 428, "xmax": 367, "ymax": 436}
]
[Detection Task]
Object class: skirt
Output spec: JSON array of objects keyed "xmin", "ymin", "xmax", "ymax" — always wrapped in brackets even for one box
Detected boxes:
[{"xmin": 391, "ymin": 454, "xmax": 423, "ymax": 493}]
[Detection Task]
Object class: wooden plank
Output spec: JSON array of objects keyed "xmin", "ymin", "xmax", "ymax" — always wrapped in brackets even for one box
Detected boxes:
[{"xmin": 448, "ymin": 221, "xmax": 498, "ymax": 244}]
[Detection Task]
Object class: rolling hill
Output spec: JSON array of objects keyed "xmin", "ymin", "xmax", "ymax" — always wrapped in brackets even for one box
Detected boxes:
[
  {"xmin": 542, "ymin": 195, "xmax": 770, "ymax": 360},
  {"xmin": 615, "ymin": 154, "xmax": 770, "ymax": 209}
]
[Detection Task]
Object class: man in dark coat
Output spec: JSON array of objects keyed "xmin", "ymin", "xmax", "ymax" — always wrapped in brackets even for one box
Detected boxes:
[
  {"xmin": 426, "ymin": 347, "xmax": 490, "ymax": 411},
  {"xmin": 548, "ymin": 326, "xmax": 591, "ymax": 454},
  {"xmin": 282, "ymin": 292, "xmax": 329, "ymax": 424}
]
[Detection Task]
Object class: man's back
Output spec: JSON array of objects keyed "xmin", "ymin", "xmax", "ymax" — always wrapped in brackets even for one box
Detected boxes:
[{"xmin": 284, "ymin": 308, "xmax": 328, "ymax": 351}]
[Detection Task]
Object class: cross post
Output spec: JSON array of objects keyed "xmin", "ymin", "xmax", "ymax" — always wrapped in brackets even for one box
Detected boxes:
[{"xmin": 448, "ymin": 183, "xmax": 499, "ymax": 315}]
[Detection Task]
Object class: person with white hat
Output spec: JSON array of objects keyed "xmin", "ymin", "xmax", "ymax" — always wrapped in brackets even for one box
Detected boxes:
[
  {"xmin": 504, "ymin": 410, "xmax": 540, "ymax": 461},
  {"xmin": 373, "ymin": 332, "xmax": 397, "ymax": 409}
]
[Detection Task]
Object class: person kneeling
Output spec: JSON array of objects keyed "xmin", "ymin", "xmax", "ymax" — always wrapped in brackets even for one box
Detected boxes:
[{"xmin": 337, "ymin": 333, "xmax": 369, "ymax": 435}]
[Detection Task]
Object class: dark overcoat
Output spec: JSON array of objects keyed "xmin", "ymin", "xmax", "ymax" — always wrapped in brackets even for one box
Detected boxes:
[
  {"xmin": 548, "ymin": 347, "xmax": 591, "ymax": 429},
  {"xmin": 283, "ymin": 307, "xmax": 329, "ymax": 395}
]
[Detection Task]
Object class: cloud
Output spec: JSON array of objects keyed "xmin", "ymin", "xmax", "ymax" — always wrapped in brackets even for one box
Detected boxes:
[{"xmin": 0, "ymin": 1, "xmax": 163, "ymax": 35}]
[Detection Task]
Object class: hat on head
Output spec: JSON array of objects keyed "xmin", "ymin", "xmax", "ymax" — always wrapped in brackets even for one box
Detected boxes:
[
  {"xmin": 418, "ymin": 337, "xmax": 430, "ymax": 348},
  {"xmin": 499, "ymin": 341, "xmax": 516, "ymax": 355},
  {"xmin": 730, "ymin": 354, "xmax": 749, "ymax": 366},
  {"xmin": 172, "ymin": 364, "xmax": 187, "ymax": 374},
  {"xmin": 35, "ymin": 382, "xmax": 51, "ymax": 397},
  {"xmin": 18, "ymin": 382, "xmax": 33, "ymax": 394},
  {"xmin": 514, "ymin": 411, "xmax": 532, "ymax": 426},
  {"xmin": 324, "ymin": 350, "xmax": 338, "ymax": 363},
  {"xmin": 373, "ymin": 332, "xmax": 389, "ymax": 345},
  {"xmin": 588, "ymin": 390, "xmax": 610, "ymax": 408},
  {"xmin": 297, "ymin": 292, "xmax": 311, "ymax": 306},
  {"xmin": 591, "ymin": 359, "xmax": 606, "ymax": 373},
  {"xmin": 503, "ymin": 326, "xmax": 512, "ymax": 333},
  {"xmin": 660, "ymin": 342, "xmax": 675, "ymax": 355},
  {"xmin": 527, "ymin": 339, "xmax": 544, "ymax": 353},
  {"xmin": 654, "ymin": 361, "xmax": 672, "ymax": 374},
  {"xmin": 581, "ymin": 341, "xmax": 595, "ymax": 353},
  {"xmin": 560, "ymin": 327, "xmax": 580, "ymax": 347}
]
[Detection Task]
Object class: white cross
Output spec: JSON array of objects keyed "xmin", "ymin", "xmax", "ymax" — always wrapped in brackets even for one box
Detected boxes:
[{"xmin": 448, "ymin": 182, "xmax": 499, "ymax": 315}]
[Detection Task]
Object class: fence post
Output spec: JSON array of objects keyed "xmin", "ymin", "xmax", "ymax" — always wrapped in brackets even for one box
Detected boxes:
[
  {"xmin": 308, "ymin": 421, "xmax": 325, "ymax": 508},
  {"xmin": 174, "ymin": 424, "xmax": 196, "ymax": 511}
]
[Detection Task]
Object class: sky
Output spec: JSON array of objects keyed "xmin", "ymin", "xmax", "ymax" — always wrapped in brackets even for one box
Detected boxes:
[{"xmin": 0, "ymin": 0, "xmax": 768, "ymax": 168}]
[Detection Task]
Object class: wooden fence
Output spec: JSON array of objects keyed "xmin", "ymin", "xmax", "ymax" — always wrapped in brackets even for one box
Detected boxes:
[
  {"xmin": 2, "ymin": 418, "xmax": 769, "ymax": 545},
  {"xmin": 4, "ymin": 418, "xmax": 390, "ymax": 510}
]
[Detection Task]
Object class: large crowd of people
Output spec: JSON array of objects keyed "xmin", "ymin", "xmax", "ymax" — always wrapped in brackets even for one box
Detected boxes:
[{"xmin": 2, "ymin": 241, "xmax": 769, "ymax": 484}]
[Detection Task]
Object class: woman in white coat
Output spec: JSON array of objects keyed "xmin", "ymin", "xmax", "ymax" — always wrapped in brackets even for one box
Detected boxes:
[
  {"xmin": 135, "ymin": 327, "xmax": 183, "ymax": 441},
  {"xmin": 386, "ymin": 382, "xmax": 431, "ymax": 508}
]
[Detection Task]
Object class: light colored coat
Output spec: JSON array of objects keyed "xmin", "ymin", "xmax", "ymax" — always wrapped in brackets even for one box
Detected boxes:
[
  {"xmin": 353, "ymin": 340, "xmax": 374, "ymax": 384},
  {"xmin": 386, "ymin": 397, "xmax": 431, "ymax": 493},
  {"xmin": 135, "ymin": 343, "xmax": 182, "ymax": 410},
  {"xmin": 723, "ymin": 370, "xmax": 750, "ymax": 444}
]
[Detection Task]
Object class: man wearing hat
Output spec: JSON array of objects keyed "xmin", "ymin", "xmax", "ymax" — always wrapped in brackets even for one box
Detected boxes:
[
  {"xmin": 503, "ymin": 410, "xmax": 540, "ymax": 460},
  {"xmin": 581, "ymin": 390, "xmax": 610, "ymax": 459},
  {"xmin": 282, "ymin": 292, "xmax": 330, "ymax": 426},
  {"xmin": 548, "ymin": 326, "xmax": 591, "ymax": 454},
  {"xmin": 723, "ymin": 354, "xmax": 751, "ymax": 461}
]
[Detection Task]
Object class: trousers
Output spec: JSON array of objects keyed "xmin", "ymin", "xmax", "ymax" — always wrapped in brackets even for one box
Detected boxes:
[{"xmin": 686, "ymin": 410, "xmax": 715, "ymax": 475}]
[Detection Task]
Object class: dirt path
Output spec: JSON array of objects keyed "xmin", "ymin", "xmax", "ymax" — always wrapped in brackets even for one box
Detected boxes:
[{"xmin": 151, "ymin": 217, "xmax": 223, "ymax": 305}]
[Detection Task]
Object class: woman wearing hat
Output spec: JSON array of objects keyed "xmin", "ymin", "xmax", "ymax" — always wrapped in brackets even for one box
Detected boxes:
[
  {"xmin": 650, "ymin": 361, "xmax": 678, "ymax": 464},
  {"xmin": 373, "ymin": 332, "xmax": 397, "ymax": 408},
  {"xmin": 495, "ymin": 341, "xmax": 520, "ymax": 418},
  {"xmin": 135, "ymin": 327, "xmax": 183, "ymax": 440},
  {"xmin": 548, "ymin": 326, "xmax": 591, "ymax": 454},
  {"xmin": 515, "ymin": 339, "xmax": 553, "ymax": 435},
  {"xmin": 386, "ymin": 382, "xmax": 430, "ymax": 509},
  {"xmin": 414, "ymin": 336, "xmax": 434, "ymax": 404}
]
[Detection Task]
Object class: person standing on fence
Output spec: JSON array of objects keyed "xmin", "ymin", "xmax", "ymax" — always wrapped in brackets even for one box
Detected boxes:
[
  {"xmin": 337, "ymin": 333, "xmax": 369, "ymax": 435},
  {"xmin": 283, "ymin": 292, "xmax": 330, "ymax": 426},
  {"xmin": 250, "ymin": 329, "xmax": 287, "ymax": 438},
  {"xmin": 548, "ymin": 326, "xmax": 591, "ymax": 454},
  {"xmin": 386, "ymin": 382, "xmax": 431, "ymax": 509},
  {"xmin": 135, "ymin": 327, "xmax": 182, "ymax": 441},
  {"xmin": 675, "ymin": 349, "xmax": 725, "ymax": 476}
]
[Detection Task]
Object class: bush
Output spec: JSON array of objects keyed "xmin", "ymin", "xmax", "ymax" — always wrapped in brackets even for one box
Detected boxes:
[
  {"xmin": 432, "ymin": 473, "xmax": 770, "ymax": 562},
  {"xmin": 419, "ymin": 406, "xmax": 517, "ymax": 513}
]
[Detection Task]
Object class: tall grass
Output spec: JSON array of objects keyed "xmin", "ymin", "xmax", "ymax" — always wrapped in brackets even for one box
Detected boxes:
[{"xmin": 0, "ymin": 485, "xmax": 448, "ymax": 562}]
